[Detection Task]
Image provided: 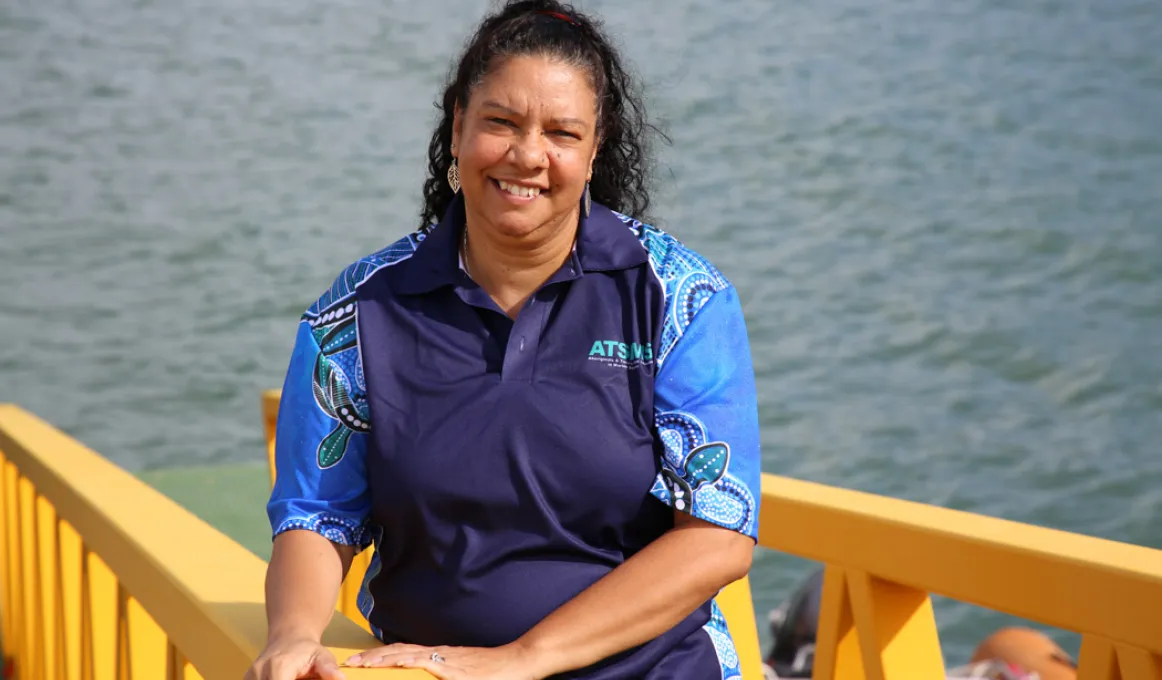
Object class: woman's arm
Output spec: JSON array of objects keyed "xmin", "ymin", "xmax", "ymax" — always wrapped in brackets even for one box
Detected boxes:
[
  {"xmin": 516, "ymin": 512, "xmax": 753, "ymax": 677},
  {"xmin": 351, "ymin": 514, "xmax": 753, "ymax": 678},
  {"xmin": 265, "ymin": 529, "xmax": 356, "ymax": 643},
  {"xmin": 246, "ymin": 531, "xmax": 357, "ymax": 680}
]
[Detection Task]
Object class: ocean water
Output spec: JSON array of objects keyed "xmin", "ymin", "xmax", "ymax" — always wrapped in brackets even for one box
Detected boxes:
[{"xmin": 3, "ymin": 0, "xmax": 1160, "ymax": 663}]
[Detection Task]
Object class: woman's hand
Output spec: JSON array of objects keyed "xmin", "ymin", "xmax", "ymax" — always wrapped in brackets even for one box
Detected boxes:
[
  {"xmin": 245, "ymin": 637, "xmax": 345, "ymax": 680},
  {"xmin": 344, "ymin": 642, "xmax": 542, "ymax": 680}
]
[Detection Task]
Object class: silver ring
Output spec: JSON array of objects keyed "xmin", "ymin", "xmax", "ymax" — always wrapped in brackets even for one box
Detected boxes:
[{"xmin": 430, "ymin": 651, "xmax": 445, "ymax": 664}]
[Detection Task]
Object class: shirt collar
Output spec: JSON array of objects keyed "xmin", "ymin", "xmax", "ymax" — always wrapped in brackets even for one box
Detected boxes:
[{"xmin": 397, "ymin": 193, "xmax": 648, "ymax": 295}]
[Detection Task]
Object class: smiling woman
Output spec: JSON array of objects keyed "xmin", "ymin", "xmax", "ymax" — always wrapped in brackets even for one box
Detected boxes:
[{"xmin": 247, "ymin": 2, "xmax": 764, "ymax": 680}]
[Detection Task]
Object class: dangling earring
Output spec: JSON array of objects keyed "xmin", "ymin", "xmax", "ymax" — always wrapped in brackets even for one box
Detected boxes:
[
  {"xmin": 583, "ymin": 181, "xmax": 591, "ymax": 218},
  {"xmin": 447, "ymin": 159, "xmax": 461, "ymax": 194}
]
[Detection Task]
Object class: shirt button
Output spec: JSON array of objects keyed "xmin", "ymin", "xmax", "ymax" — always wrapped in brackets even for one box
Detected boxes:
[{"xmin": 519, "ymin": 336, "xmax": 526, "ymax": 352}]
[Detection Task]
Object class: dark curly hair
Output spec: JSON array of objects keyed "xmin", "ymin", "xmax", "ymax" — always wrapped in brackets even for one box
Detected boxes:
[{"xmin": 419, "ymin": 0, "xmax": 664, "ymax": 227}]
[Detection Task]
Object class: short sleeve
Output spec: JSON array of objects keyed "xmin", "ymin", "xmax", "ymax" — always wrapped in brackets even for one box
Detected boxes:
[
  {"xmin": 266, "ymin": 319, "xmax": 374, "ymax": 549},
  {"xmin": 650, "ymin": 286, "xmax": 762, "ymax": 541}
]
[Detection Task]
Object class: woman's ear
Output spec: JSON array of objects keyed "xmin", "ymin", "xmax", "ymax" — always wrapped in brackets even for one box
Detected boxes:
[
  {"xmin": 588, "ymin": 136, "xmax": 601, "ymax": 180},
  {"xmin": 451, "ymin": 104, "xmax": 464, "ymax": 158}
]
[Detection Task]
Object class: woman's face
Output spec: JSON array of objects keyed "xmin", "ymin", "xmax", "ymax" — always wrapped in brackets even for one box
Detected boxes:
[{"xmin": 452, "ymin": 54, "xmax": 599, "ymax": 241}]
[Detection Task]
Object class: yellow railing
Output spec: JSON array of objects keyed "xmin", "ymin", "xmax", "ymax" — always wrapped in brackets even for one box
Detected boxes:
[
  {"xmin": 0, "ymin": 404, "xmax": 428, "ymax": 680},
  {"xmin": 757, "ymin": 476, "xmax": 1162, "ymax": 679},
  {"xmin": 264, "ymin": 388, "xmax": 1162, "ymax": 680},
  {"xmin": 4, "ymin": 392, "xmax": 1160, "ymax": 680}
]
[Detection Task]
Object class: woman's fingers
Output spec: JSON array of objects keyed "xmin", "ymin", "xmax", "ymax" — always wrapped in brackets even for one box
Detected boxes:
[
  {"xmin": 246, "ymin": 645, "xmax": 345, "ymax": 680},
  {"xmin": 345, "ymin": 643, "xmax": 432, "ymax": 667},
  {"xmin": 402, "ymin": 657, "xmax": 461, "ymax": 679},
  {"xmin": 313, "ymin": 653, "xmax": 347, "ymax": 680}
]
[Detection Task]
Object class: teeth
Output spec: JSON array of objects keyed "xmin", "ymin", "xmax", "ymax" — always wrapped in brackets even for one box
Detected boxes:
[{"xmin": 498, "ymin": 180, "xmax": 540, "ymax": 198}]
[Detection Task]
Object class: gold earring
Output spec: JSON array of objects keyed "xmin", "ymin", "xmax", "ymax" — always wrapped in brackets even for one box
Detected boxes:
[{"xmin": 447, "ymin": 160, "xmax": 461, "ymax": 194}]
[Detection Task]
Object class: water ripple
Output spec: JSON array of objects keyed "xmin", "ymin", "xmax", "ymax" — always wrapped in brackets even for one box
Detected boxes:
[{"xmin": 2, "ymin": 0, "xmax": 1161, "ymax": 662}]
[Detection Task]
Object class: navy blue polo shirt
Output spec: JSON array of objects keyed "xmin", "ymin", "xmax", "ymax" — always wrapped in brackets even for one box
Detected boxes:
[{"xmin": 268, "ymin": 196, "xmax": 762, "ymax": 679}]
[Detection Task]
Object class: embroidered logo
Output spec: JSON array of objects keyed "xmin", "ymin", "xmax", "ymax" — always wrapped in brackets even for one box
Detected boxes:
[{"xmin": 588, "ymin": 340, "xmax": 654, "ymax": 370}]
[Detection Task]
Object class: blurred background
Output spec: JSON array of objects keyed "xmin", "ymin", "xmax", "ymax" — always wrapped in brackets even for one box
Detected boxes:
[{"xmin": 2, "ymin": 0, "xmax": 1160, "ymax": 663}]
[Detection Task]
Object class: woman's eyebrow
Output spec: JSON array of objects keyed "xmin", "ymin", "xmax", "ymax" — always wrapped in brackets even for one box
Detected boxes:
[{"xmin": 480, "ymin": 100, "xmax": 588, "ymax": 130}]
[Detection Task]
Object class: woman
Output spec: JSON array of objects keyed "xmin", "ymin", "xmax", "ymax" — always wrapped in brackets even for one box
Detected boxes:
[{"xmin": 250, "ymin": 1, "xmax": 762, "ymax": 678}]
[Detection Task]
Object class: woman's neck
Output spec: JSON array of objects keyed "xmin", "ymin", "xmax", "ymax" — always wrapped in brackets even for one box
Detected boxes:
[{"xmin": 463, "ymin": 209, "xmax": 579, "ymax": 319}]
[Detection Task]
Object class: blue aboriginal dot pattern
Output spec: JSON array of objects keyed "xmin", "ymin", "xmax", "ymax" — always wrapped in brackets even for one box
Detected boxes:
[
  {"xmin": 612, "ymin": 211, "xmax": 730, "ymax": 368},
  {"xmin": 274, "ymin": 512, "xmax": 374, "ymax": 548},
  {"xmin": 651, "ymin": 410, "xmax": 756, "ymax": 537},
  {"xmin": 705, "ymin": 601, "xmax": 743, "ymax": 680},
  {"xmin": 300, "ymin": 231, "xmax": 426, "ymax": 469},
  {"xmin": 617, "ymin": 211, "xmax": 757, "ymax": 540}
]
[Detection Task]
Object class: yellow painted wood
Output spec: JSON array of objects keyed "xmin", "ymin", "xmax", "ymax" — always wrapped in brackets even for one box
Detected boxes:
[
  {"xmin": 34, "ymin": 497, "xmax": 64, "ymax": 680},
  {"xmin": 166, "ymin": 642, "xmax": 186, "ymax": 680},
  {"xmin": 1077, "ymin": 636, "xmax": 1119, "ymax": 680},
  {"xmin": 0, "ymin": 457, "xmax": 16, "ymax": 676},
  {"xmin": 90, "ymin": 551, "xmax": 119, "ymax": 680},
  {"xmin": 1115, "ymin": 644, "xmax": 1162, "ymax": 680},
  {"xmin": 811, "ymin": 567, "xmax": 865, "ymax": 680},
  {"xmin": 127, "ymin": 595, "xmax": 170, "ymax": 680},
  {"xmin": 58, "ymin": 520, "xmax": 85, "ymax": 680},
  {"xmin": 7, "ymin": 396, "xmax": 1162, "ymax": 680},
  {"xmin": 846, "ymin": 570, "xmax": 944, "ymax": 680},
  {"xmin": 80, "ymin": 544, "xmax": 95, "ymax": 680},
  {"xmin": 0, "ymin": 456, "xmax": 8, "ymax": 667},
  {"xmin": 262, "ymin": 389, "xmax": 281, "ymax": 488},
  {"xmin": 0, "ymin": 404, "xmax": 425, "ymax": 679},
  {"xmin": 340, "ymin": 549, "xmax": 375, "ymax": 633},
  {"xmin": 757, "ymin": 475, "xmax": 1162, "ymax": 655},
  {"xmin": 18, "ymin": 475, "xmax": 42, "ymax": 680},
  {"xmin": 116, "ymin": 583, "xmax": 131, "ymax": 680}
]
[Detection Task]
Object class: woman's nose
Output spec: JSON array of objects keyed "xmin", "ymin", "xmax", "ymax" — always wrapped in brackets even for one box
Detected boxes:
[{"xmin": 510, "ymin": 131, "xmax": 549, "ymax": 169}]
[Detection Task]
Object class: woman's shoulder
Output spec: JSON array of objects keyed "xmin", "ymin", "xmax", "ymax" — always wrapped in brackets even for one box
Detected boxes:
[
  {"xmin": 606, "ymin": 210, "xmax": 747, "ymax": 367},
  {"xmin": 608, "ymin": 209, "xmax": 734, "ymax": 296},
  {"xmin": 301, "ymin": 227, "xmax": 431, "ymax": 321}
]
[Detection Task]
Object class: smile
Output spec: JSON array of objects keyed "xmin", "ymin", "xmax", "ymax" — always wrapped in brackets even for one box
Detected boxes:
[{"xmin": 492, "ymin": 178, "xmax": 546, "ymax": 200}]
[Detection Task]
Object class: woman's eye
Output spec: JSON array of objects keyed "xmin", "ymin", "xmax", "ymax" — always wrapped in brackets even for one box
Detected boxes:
[
  {"xmin": 552, "ymin": 130, "xmax": 580, "ymax": 139},
  {"xmin": 488, "ymin": 117, "xmax": 513, "ymax": 127}
]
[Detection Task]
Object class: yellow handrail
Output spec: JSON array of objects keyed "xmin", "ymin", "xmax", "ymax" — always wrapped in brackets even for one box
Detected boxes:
[
  {"xmin": 757, "ymin": 475, "xmax": 1162, "ymax": 679},
  {"xmin": 0, "ymin": 404, "xmax": 427, "ymax": 679},
  {"xmin": 5, "ymin": 391, "xmax": 1161, "ymax": 680}
]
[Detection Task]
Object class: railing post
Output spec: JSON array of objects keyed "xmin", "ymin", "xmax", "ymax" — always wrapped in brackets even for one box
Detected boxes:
[
  {"xmin": 811, "ymin": 566, "xmax": 865, "ymax": 680},
  {"xmin": 51, "ymin": 517, "xmax": 68, "ymax": 680},
  {"xmin": 0, "ymin": 456, "xmax": 12, "ymax": 680},
  {"xmin": 116, "ymin": 584, "xmax": 131, "ymax": 680},
  {"xmin": 1114, "ymin": 643, "xmax": 1162, "ymax": 680},
  {"xmin": 846, "ymin": 570, "xmax": 944, "ymax": 680},
  {"xmin": 1079, "ymin": 636, "xmax": 1162, "ymax": 680},
  {"xmin": 166, "ymin": 642, "xmax": 186, "ymax": 680},
  {"xmin": 80, "ymin": 544, "xmax": 94, "ymax": 680},
  {"xmin": 18, "ymin": 476, "xmax": 39, "ymax": 680},
  {"xmin": 0, "ymin": 455, "xmax": 10, "ymax": 679},
  {"xmin": 1079, "ymin": 636, "xmax": 1121, "ymax": 680},
  {"xmin": 33, "ymin": 496, "xmax": 60, "ymax": 680}
]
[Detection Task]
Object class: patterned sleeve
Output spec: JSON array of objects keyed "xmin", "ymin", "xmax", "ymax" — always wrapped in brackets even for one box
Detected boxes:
[
  {"xmin": 650, "ymin": 285, "xmax": 762, "ymax": 541},
  {"xmin": 266, "ymin": 315, "xmax": 374, "ymax": 549}
]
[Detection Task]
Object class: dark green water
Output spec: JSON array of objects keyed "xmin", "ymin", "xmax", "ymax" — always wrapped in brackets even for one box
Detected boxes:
[{"xmin": 5, "ymin": 0, "xmax": 1161, "ymax": 663}]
